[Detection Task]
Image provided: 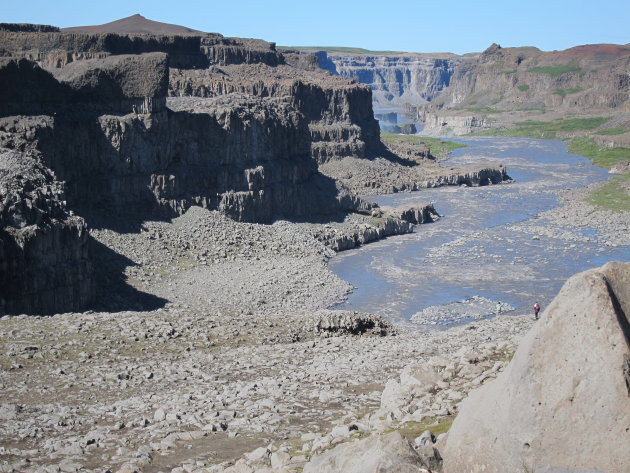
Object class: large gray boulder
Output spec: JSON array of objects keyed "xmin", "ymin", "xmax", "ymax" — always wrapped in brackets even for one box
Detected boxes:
[
  {"xmin": 303, "ymin": 431, "xmax": 429, "ymax": 473},
  {"xmin": 443, "ymin": 261, "xmax": 630, "ymax": 473}
]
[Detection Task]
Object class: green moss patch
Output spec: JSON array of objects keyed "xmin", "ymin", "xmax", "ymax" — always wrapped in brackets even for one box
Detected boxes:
[
  {"xmin": 476, "ymin": 117, "xmax": 612, "ymax": 139},
  {"xmin": 381, "ymin": 133, "xmax": 467, "ymax": 158},
  {"xmin": 554, "ymin": 87, "xmax": 584, "ymax": 97},
  {"xmin": 517, "ymin": 84, "xmax": 530, "ymax": 92},
  {"xmin": 527, "ymin": 65, "xmax": 582, "ymax": 78},
  {"xmin": 568, "ymin": 137, "xmax": 630, "ymax": 168},
  {"xmin": 595, "ymin": 128, "xmax": 628, "ymax": 136},
  {"xmin": 389, "ymin": 416, "xmax": 455, "ymax": 439},
  {"xmin": 586, "ymin": 174, "xmax": 630, "ymax": 211}
]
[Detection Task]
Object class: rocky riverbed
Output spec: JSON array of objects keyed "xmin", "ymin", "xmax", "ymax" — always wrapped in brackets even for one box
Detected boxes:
[
  {"xmin": 0, "ymin": 203, "xmax": 534, "ymax": 473},
  {"xmin": 1, "ymin": 137, "xmax": 628, "ymax": 473}
]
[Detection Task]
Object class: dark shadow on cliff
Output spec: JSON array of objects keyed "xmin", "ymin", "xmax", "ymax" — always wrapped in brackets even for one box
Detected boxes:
[
  {"xmin": 86, "ymin": 236, "xmax": 169, "ymax": 312},
  {"xmin": 367, "ymin": 140, "xmax": 429, "ymax": 167}
]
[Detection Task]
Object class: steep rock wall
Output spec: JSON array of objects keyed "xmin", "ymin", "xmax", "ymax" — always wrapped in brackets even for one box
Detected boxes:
[
  {"xmin": 0, "ymin": 149, "xmax": 91, "ymax": 315},
  {"xmin": 0, "ymin": 53, "xmax": 365, "ymax": 223},
  {"xmin": 169, "ymin": 65, "xmax": 381, "ymax": 163},
  {"xmin": 318, "ymin": 52, "xmax": 464, "ymax": 111},
  {"xmin": 421, "ymin": 43, "xmax": 630, "ymax": 133}
]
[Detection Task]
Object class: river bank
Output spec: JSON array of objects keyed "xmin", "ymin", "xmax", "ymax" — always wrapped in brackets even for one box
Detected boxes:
[
  {"xmin": 330, "ymin": 137, "xmax": 630, "ymax": 325},
  {"xmin": 1, "ymin": 137, "xmax": 628, "ymax": 472},
  {"xmin": 0, "ymin": 204, "xmax": 533, "ymax": 473}
]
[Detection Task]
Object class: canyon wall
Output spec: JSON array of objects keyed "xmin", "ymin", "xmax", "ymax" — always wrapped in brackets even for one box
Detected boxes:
[
  {"xmin": 0, "ymin": 149, "xmax": 91, "ymax": 315},
  {"xmin": 0, "ymin": 22, "xmax": 383, "ymax": 315},
  {"xmin": 421, "ymin": 43, "xmax": 630, "ymax": 134},
  {"xmin": 314, "ymin": 52, "xmax": 464, "ymax": 112}
]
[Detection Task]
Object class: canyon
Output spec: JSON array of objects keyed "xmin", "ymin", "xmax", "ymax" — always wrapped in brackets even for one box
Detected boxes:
[
  {"xmin": 0, "ymin": 13, "xmax": 629, "ymax": 473},
  {"xmin": 0, "ymin": 16, "xmax": 508, "ymax": 316},
  {"xmin": 294, "ymin": 43, "xmax": 630, "ymax": 139}
]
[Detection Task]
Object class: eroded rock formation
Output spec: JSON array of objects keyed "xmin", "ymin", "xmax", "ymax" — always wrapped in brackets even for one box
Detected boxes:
[
  {"xmin": 443, "ymin": 261, "xmax": 630, "ymax": 473},
  {"xmin": 420, "ymin": 43, "xmax": 630, "ymax": 134}
]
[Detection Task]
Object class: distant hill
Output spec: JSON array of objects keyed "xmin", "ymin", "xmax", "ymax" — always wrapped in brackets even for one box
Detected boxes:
[{"xmin": 62, "ymin": 13, "xmax": 203, "ymax": 35}]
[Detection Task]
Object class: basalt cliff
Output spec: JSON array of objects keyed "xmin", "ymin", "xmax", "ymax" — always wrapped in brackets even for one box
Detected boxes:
[
  {"xmin": 0, "ymin": 16, "xmax": 383, "ymax": 315},
  {"xmin": 310, "ymin": 51, "xmax": 463, "ymax": 113}
]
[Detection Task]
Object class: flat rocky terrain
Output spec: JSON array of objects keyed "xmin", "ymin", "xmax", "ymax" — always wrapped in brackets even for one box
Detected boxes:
[{"xmin": 0, "ymin": 205, "xmax": 535, "ymax": 473}]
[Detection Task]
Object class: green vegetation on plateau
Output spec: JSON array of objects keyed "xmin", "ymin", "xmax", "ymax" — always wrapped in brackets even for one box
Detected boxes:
[
  {"xmin": 554, "ymin": 87, "xmax": 584, "ymax": 97},
  {"xmin": 476, "ymin": 117, "xmax": 612, "ymax": 139},
  {"xmin": 457, "ymin": 106, "xmax": 504, "ymax": 114},
  {"xmin": 595, "ymin": 128, "xmax": 628, "ymax": 136},
  {"xmin": 568, "ymin": 137, "xmax": 630, "ymax": 168},
  {"xmin": 527, "ymin": 65, "xmax": 582, "ymax": 78},
  {"xmin": 517, "ymin": 84, "xmax": 530, "ymax": 92},
  {"xmin": 586, "ymin": 174, "xmax": 630, "ymax": 211},
  {"xmin": 281, "ymin": 46, "xmax": 405, "ymax": 55},
  {"xmin": 381, "ymin": 132, "xmax": 467, "ymax": 158}
]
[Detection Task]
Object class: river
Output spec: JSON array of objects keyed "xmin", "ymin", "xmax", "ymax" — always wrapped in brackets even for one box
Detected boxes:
[{"xmin": 330, "ymin": 137, "xmax": 630, "ymax": 327}]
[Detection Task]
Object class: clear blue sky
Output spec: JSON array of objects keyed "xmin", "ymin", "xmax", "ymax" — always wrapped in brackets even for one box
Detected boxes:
[{"xmin": 3, "ymin": 0, "xmax": 629, "ymax": 54}]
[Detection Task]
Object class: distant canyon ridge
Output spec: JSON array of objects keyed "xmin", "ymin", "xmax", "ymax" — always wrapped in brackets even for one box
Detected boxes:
[{"xmin": 288, "ymin": 43, "xmax": 630, "ymax": 139}]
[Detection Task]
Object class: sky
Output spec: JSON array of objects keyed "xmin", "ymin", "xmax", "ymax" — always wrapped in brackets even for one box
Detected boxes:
[{"xmin": 3, "ymin": 0, "xmax": 629, "ymax": 55}]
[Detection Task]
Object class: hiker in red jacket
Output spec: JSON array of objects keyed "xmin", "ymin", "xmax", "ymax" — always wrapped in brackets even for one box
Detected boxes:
[{"xmin": 533, "ymin": 302, "xmax": 541, "ymax": 320}]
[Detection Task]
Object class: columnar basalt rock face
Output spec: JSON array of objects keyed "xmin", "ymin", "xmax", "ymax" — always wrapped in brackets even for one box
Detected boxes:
[
  {"xmin": 168, "ymin": 65, "xmax": 382, "ymax": 163},
  {"xmin": 0, "ymin": 149, "xmax": 91, "ymax": 315}
]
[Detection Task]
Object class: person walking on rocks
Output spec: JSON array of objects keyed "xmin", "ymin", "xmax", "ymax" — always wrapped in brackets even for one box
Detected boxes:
[{"xmin": 533, "ymin": 302, "xmax": 541, "ymax": 320}]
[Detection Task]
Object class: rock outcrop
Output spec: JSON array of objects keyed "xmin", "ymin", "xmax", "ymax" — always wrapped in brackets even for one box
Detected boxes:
[
  {"xmin": 0, "ymin": 149, "xmax": 91, "ymax": 315},
  {"xmin": 311, "ymin": 309, "xmax": 395, "ymax": 336},
  {"xmin": 443, "ymin": 261, "xmax": 630, "ymax": 473},
  {"xmin": 168, "ymin": 66, "xmax": 381, "ymax": 163},
  {"xmin": 0, "ymin": 61, "xmax": 354, "ymax": 226}
]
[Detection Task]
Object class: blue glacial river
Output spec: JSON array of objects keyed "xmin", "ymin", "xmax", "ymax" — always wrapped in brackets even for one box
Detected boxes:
[{"xmin": 330, "ymin": 137, "xmax": 630, "ymax": 326}]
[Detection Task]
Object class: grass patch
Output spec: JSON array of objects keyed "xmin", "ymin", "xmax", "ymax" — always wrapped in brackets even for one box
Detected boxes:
[
  {"xmin": 476, "ymin": 117, "xmax": 612, "ymax": 139},
  {"xmin": 498, "ymin": 69, "xmax": 517, "ymax": 75},
  {"xmin": 527, "ymin": 65, "xmax": 582, "ymax": 78},
  {"xmin": 595, "ymin": 128, "xmax": 628, "ymax": 136},
  {"xmin": 390, "ymin": 416, "xmax": 455, "ymax": 438},
  {"xmin": 517, "ymin": 84, "xmax": 530, "ymax": 92},
  {"xmin": 491, "ymin": 96, "xmax": 504, "ymax": 105},
  {"xmin": 381, "ymin": 133, "xmax": 467, "ymax": 158},
  {"xmin": 554, "ymin": 87, "xmax": 584, "ymax": 97},
  {"xmin": 462, "ymin": 106, "xmax": 504, "ymax": 114},
  {"xmin": 586, "ymin": 174, "xmax": 630, "ymax": 211},
  {"xmin": 568, "ymin": 137, "xmax": 630, "ymax": 168}
]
